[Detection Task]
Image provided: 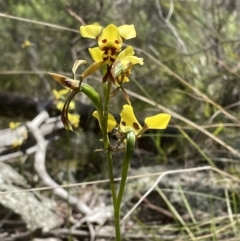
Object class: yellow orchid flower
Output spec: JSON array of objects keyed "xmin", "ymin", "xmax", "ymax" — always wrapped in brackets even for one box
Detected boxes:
[
  {"xmin": 80, "ymin": 24, "xmax": 136, "ymax": 66},
  {"xmin": 21, "ymin": 39, "xmax": 33, "ymax": 48},
  {"xmin": 120, "ymin": 105, "xmax": 171, "ymax": 136},
  {"xmin": 9, "ymin": 122, "xmax": 21, "ymax": 129},
  {"xmin": 78, "ymin": 24, "xmax": 139, "ymax": 83}
]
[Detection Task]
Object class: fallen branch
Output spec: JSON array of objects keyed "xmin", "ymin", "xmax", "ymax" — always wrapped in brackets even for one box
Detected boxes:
[{"xmin": 26, "ymin": 111, "xmax": 92, "ymax": 214}]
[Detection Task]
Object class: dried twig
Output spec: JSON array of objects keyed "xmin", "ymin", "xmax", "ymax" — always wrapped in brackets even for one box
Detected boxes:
[{"xmin": 26, "ymin": 111, "xmax": 92, "ymax": 215}]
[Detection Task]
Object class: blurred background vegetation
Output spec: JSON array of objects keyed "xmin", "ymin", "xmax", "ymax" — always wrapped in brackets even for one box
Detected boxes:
[{"xmin": 0, "ymin": 0, "xmax": 240, "ymax": 240}]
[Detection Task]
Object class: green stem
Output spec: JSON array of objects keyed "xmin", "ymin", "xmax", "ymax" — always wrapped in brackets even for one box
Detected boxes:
[
  {"xmin": 116, "ymin": 150, "xmax": 130, "ymax": 207},
  {"xmin": 114, "ymin": 149, "xmax": 129, "ymax": 235},
  {"xmin": 116, "ymin": 131, "xmax": 135, "ymax": 221},
  {"xmin": 107, "ymin": 148, "xmax": 121, "ymax": 240},
  {"xmin": 102, "ymin": 80, "xmax": 121, "ymax": 240},
  {"xmin": 102, "ymin": 80, "xmax": 112, "ymax": 144}
]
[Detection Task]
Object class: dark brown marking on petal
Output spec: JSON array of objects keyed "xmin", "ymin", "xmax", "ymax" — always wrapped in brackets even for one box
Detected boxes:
[
  {"xmin": 133, "ymin": 122, "xmax": 140, "ymax": 130},
  {"xmin": 102, "ymin": 39, "xmax": 107, "ymax": 43},
  {"xmin": 110, "ymin": 57, "xmax": 115, "ymax": 62},
  {"xmin": 111, "ymin": 48, "xmax": 117, "ymax": 54},
  {"xmin": 121, "ymin": 121, "xmax": 126, "ymax": 126},
  {"xmin": 102, "ymin": 53, "xmax": 108, "ymax": 59},
  {"xmin": 115, "ymin": 40, "xmax": 119, "ymax": 44}
]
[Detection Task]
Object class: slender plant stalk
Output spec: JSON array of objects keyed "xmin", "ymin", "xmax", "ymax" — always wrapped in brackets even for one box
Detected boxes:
[
  {"xmin": 114, "ymin": 145, "xmax": 131, "ymax": 239},
  {"xmin": 116, "ymin": 132, "xmax": 135, "ymax": 240},
  {"xmin": 101, "ymin": 80, "xmax": 121, "ymax": 240},
  {"xmin": 107, "ymin": 149, "xmax": 121, "ymax": 240},
  {"xmin": 116, "ymin": 149, "xmax": 130, "ymax": 210}
]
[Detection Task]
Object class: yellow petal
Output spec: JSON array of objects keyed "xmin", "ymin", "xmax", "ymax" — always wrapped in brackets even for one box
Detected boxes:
[
  {"xmin": 9, "ymin": 121, "xmax": 21, "ymax": 129},
  {"xmin": 107, "ymin": 114, "xmax": 118, "ymax": 132},
  {"xmin": 68, "ymin": 113, "xmax": 80, "ymax": 128},
  {"xmin": 117, "ymin": 46, "xmax": 144, "ymax": 70},
  {"xmin": 118, "ymin": 25, "xmax": 136, "ymax": 40},
  {"xmin": 56, "ymin": 101, "xmax": 64, "ymax": 110},
  {"xmin": 120, "ymin": 105, "xmax": 142, "ymax": 134},
  {"xmin": 53, "ymin": 89, "xmax": 70, "ymax": 104},
  {"xmin": 52, "ymin": 89, "xmax": 60, "ymax": 99},
  {"xmin": 98, "ymin": 24, "xmax": 123, "ymax": 50},
  {"xmin": 122, "ymin": 76, "xmax": 129, "ymax": 83},
  {"xmin": 81, "ymin": 61, "xmax": 103, "ymax": 79},
  {"xmin": 21, "ymin": 39, "xmax": 32, "ymax": 48},
  {"xmin": 92, "ymin": 111, "xmax": 117, "ymax": 133},
  {"xmin": 117, "ymin": 46, "xmax": 134, "ymax": 60},
  {"xmin": 58, "ymin": 89, "xmax": 70, "ymax": 96},
  {"xmin": 80, "ymin": 25, "xmax": 102, "ymax": 39},
  {"xmin": 144, "ymin": 114, "xmax": 171, "ymax": 129},
  {"xmin": 69, "ymin": 101, "xmax": 76, "ymax": 110},
  {"xmin": 125, "ymin": 56, "xmax": 144, "ymax": 65},
  {"xmin": 89, "ymin": 47, "xmax": 104, "ymax": 62}
]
